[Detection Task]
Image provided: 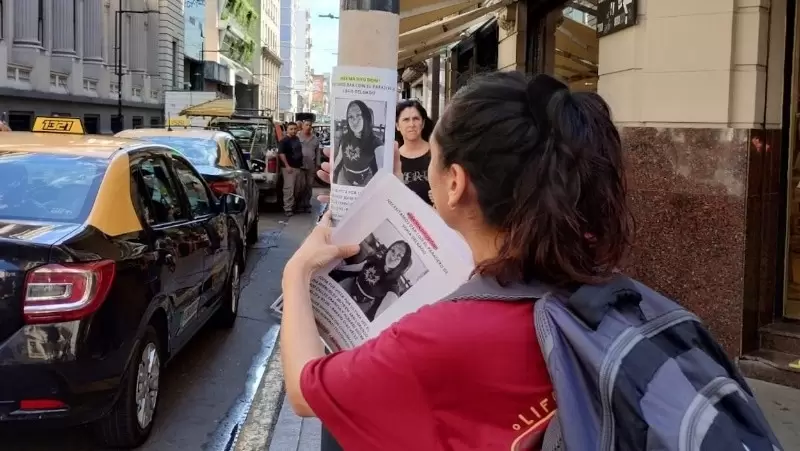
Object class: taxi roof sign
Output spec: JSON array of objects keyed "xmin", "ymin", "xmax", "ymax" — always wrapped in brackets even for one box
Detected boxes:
[{"xmin": 32, "ymin": 116, "xmax": 85, "ymax": 135}]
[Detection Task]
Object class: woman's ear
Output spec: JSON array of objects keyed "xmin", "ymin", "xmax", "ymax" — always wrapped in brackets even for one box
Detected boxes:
[{"xmin": 447, "ymin": 163, "xmax": 468, "ymax": 209}]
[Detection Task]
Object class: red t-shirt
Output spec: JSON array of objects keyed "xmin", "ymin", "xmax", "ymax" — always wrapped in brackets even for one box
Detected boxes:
[{"xmin": 300, "ymin": 299, "xmax": 556, "ymax": 450}]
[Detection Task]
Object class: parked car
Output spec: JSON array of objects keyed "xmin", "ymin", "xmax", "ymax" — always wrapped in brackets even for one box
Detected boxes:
[
  {"xmin": 205, "ymin": 116, "xmax": 284, "ymax": 207},
  {"xmin": 115, "ymin": 128, "xmax": 260, "ymax": 247},
  {"xmin": 0, "ymin": 117, "xmax": 247, "ymax": 448}
]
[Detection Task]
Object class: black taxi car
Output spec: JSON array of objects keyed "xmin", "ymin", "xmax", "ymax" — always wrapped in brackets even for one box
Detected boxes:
[
  {"xmin": 115, "ymin": 129, "xmax": 260, "ymax": 247},
  {"xmin": 0, "ymin": 117, "xmax": 247, "ymax": 448}
]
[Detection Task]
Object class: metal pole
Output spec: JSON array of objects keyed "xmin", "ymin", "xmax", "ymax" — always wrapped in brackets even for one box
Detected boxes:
[
  {"xmin": 117, "ymin": 0, "xmax": 123, "ymax": 130},
  {"xmin": 200, "ymin": 39, "xmax": 205, "ymax": 90}
]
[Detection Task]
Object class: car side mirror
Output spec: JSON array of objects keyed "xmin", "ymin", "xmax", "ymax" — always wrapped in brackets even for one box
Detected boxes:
[{"xmin": 222, "ymin": 193, "xmax": 247, "ymax": 215}]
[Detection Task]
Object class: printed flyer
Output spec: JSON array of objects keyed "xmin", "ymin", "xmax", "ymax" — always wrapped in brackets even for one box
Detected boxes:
[{"xmin": 328, "ymin": 65, "xmax": 399, "ymax": 223}]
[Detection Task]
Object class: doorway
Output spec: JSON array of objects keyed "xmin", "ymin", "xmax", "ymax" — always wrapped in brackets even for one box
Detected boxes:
[
  {"xmin": 7, "ymin": 111, "xmax": 33, "ymax": 131},
  {"xmin": 784, "ymin": 0, "xmax": 800, "ymax": 320},
  {"xmin": 84, "ymin": 115, "xmax": 100, "ymax": 134}
]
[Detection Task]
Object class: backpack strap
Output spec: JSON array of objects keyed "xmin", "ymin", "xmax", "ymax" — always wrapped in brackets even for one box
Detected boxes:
[
  {"xmin": 566, "ymin": 275, "xmax": 642, "ymax": 330},
  {"xmin": 441, "ymin": 275, "xmax": 644, "ymax": 331},
  {"xmin": 439, "ymin": 276, "xmax": 552, "ymax": 303}
]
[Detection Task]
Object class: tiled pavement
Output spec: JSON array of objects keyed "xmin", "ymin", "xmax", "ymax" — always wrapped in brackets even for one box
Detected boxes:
[{"xmin": 268, "ymin": 395, "xmax": 322, "ymax": 451}]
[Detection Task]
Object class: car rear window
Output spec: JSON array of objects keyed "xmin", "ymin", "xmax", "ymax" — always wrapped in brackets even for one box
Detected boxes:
[
  {"xmin": 0, "ymin": 152, "xmax": 107, "ymax": 222},
  {"xmin": 136, "ymin": 136, "xmax": 219, "ymax": 167}
]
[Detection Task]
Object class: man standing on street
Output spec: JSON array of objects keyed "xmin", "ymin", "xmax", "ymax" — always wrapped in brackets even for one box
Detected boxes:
[
  {"xmin": 297, "ymin": 120, "xmax": 320, "ymax": 213},
  {"xmin": 278, "ymin": 122, "xmax": 303, "ymax": 217}
]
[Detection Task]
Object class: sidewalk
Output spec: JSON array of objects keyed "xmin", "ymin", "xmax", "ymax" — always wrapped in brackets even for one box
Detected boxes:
[
  {"xmin": 260, "ymin": 378, "xmax": 800, "ymax": 450},
  {"xmin": 749, "ymin": 378, "xmax": 800, "ymax": 448},
  {"xmin": 268, "ymin": 394, "xmax": 322, "ymax": 450}
]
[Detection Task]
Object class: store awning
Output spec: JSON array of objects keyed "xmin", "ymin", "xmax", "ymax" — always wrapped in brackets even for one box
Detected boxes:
[
  {"xmin": 179, "ymin": 98, "xmax": 236, "ymax": 117},
  {"xmin": 399, "ymin": 0, "xmax": 482, "ymax": 34},
  {"xmin": 554, "ymin": 16, "xmax": 598, "ymax": 91},
  {"xmin": 398, "ymin": 0, "xmax": 506, "ymax": 68},
  {"xmin": 397, "ymin": 0, "xmax": 600, "ymax": 81}
]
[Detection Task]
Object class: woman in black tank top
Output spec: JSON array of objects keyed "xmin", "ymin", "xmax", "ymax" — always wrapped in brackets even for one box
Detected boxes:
[
  {"xmin": 395, "ymin": 100, "xmax": 435, "ymax": 205},
  {"xmin": 320, "ymin": 100, "xmax": 435, "ymax": 451}
]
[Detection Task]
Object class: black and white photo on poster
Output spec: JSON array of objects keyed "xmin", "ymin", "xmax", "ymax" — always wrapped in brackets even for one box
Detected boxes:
[
  {"xmin": 331, "ymin": 97, "xmax": 388, "ymax": 188},
  {"xmin": 328, "ymin": 219, "xmax": 429, "ymax": 321}
]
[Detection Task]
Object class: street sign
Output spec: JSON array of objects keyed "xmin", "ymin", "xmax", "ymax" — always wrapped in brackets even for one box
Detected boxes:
[
  {"xmin": 32, "ymin": 116, "xmax": 86, "ymax": 135},
  {"xmin": 597, "ymin": 0, "xmax": 637, "ymax": 37}
]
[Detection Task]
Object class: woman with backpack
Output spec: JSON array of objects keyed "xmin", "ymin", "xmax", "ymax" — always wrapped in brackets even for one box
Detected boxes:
[{"xmin": 279, "ymin": 72, "xmax": 782, "ymax": 450}]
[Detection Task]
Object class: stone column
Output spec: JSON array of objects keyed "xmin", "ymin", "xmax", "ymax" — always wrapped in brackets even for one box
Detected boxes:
[
  {"xmin": 3, "ymin": 0, "xmax": 14, "ymax": 43},
  {"xmin": 52, "ymin": 0, "xmax": 77, "ymax": 56},
  {"xmin": 337, "ymin": 1, "xmax": 398, "ymax": 68},
  {"xmin": 84, "ymin": 0, "xmax": 104, "ymax": 63},
  {"xmin": 44, "ymin": 0, "xmax": 52, "ymax": 52},
  {"xmin": 13, "ymin": 0, "xmax": 40, "ymax": 47},
  {"xmin": 122, "ymin": 10, "xmax": 130, "ymax": 68},
  {"xmin": 146, "ymin": 11, "xmax": 160, "ymax": 76},
  {"xmin": 129, "ymin": 12, "xmax": 146, "ymax": 72},
  {"xmin": 76, "ymin": 0, "xmax": 84, "ymax": 58}
]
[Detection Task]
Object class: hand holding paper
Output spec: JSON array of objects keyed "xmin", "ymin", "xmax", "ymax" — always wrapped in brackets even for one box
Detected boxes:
[
  {"xmin": 273, "ymin": 171, "xmax": 473, "ymax": 352},
  {"xmin": 286, "ymin": 211, "xmax": 361, "ymax": 275}
]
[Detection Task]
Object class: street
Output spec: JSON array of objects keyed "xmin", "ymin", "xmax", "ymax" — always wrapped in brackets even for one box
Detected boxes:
[{"xmin": 0, "ymin": 208, "xmax": 318, "ymax": 451}]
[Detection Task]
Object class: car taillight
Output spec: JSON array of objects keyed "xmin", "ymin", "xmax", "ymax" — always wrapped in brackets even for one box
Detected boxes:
[
  {"xmin": 23, "ymin": 260, "xmax": 116, "ymax": 324},
  {"xmin": 267, "ymin": 157, "xmax": 277, "ymax": 174},
  {"xmin": 19, "ymin": 399, "xmax": 68, "ymax": 411},
  {"xmin": 210, "ymin": 180, "xmax": 237, "ymax": 195}
]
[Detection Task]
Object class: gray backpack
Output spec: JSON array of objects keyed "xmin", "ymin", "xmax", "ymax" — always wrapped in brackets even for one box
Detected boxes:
[{"xmin": 442, "ymin": 275, "xmax": 783, "ymax": 451}]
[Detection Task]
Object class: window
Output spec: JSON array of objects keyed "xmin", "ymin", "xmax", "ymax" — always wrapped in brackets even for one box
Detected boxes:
[
  {"xmin": 7, "ymin": 66, "xmax": 31, "ymax": 83},
  {"xmin": 83, "ymin": 79, "xmax": 98, "ymax": 93},
  {"xmin": 151, "ymin": 90, "xmax": 160, "ymax": 100},
  {"xmin": 225, "ymin": 140, "xmax": 245, "ymax": 169},
  {"xmin": 132, "ymin": 116, "xmax": 143, "ymax": 129},
  {"xmin": 37, "ymin": 0, "xmax": 43, "ymax": 42},
  {"xmin": 136, "ymin": 158, "xmax": 186, "ymax": 225},
  {"xmin": 133, "ymin": 136, "xmax": 219, "ymax": 167},
  {"xmin": 172, "ymin": 41, "xmax": 177, "ymax": 88},
  {"xmin": 84, "ymin": 115, "xmax": 100, "ymax": 134},
  {"xmin": 149, "ymin": 116, "xmax": 161, "ymax": 128},
  {"xmin": 170, "ymin": 158, "xmax": 212, "ymax": 217},
  {"xmin": 73, "ymin": 0, "xmax": 78, "ymax": 48},
  {"xmin": 0, "ymin": 153, "xmax": 106, "ymax": 222},
  {"xmin": 110, "ymin": 83, "xmax": 120, "ymax": 94},
  {"xmin": 50, "ymin": 73, "xmax": 67, "ymax": 88},
  {"xmin": 1, "ymin": 0, "xmax": 4, "ymax": 40},
  {"xmin": 8, "ymin": 112, "xmax": 33, "ymax": 131},
  {"xmin": 111, "ymin": 115, "xmax": 123, "ymax": 133},
  {"xmin": 132, "ymin": 87, "xmax": 142, "ymax": 97}
]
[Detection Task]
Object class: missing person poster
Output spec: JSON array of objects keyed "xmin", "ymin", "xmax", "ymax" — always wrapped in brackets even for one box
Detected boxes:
[{"xmin": 329, "ymin": 65, "xmax": 398, "ymax": 223}]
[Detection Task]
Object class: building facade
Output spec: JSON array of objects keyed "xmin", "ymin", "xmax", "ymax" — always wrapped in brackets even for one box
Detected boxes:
[
  {"xmin": 0, "ymin": 0, "xmax": 183, "ymax": 133},
  {"xmin": 291, "ymin": 8, "xmax": 311, "ymax": 113},
  {"xmin": 592, "ymin": 0, "xmax": 800, "ymax": 388},
  {"xmin": 184, "ymin": 0, "xmax": 205, "ymax": 90},
  {"xmin": 311, "ymin": 72, "xmax": 329, "ymax": 117},
  {"xmin": 201, "ymin": 0, "xmax": 258, "ymax": 105},
  {"xmin": 278, "ymin": 0, "xmax": 295, "ymax": 117},
  {"xmin": 252, "ymin": 0, "xmax": 281, "ymax": 114},
  {"xmin": 396, "ymin": 0, "xmax": 800, "ymax": 388}
]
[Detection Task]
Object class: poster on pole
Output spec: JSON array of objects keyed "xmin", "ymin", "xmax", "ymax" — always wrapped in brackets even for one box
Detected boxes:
[{"xmin": 329, "ymin": 65, "xmax": 398, "ymax": 223}]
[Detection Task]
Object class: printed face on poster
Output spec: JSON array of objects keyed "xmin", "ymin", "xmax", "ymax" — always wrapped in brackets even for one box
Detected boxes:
[{"xmin": 329, "ymin": 66, "xmax": 398, "ymax": 222}]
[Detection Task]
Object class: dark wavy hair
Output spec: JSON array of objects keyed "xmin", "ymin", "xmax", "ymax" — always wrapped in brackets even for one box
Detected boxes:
[
  {"xmin": 433, "ymin": 72, "xmax": 633, "ymax": 287},
  {"xmin": 395, "ymin": 99, "xmax": 434, "ymax": 146}
]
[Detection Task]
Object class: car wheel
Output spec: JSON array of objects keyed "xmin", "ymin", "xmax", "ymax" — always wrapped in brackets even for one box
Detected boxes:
[
  {"xmin": 215, "ymin": 245, "xmax": 241, "ymax": 329},
  {"xmin": 246, "ymin": 214, "xmax": 259, "ymax": 246},
  {"xmin": 96, "ymin": 326, "xmax": 161, "ymax": 449}
]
